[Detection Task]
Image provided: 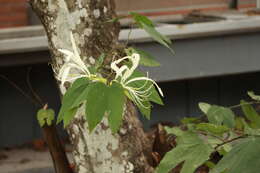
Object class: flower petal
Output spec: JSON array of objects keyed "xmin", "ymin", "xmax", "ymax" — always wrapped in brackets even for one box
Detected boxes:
[
  {"xmin": 125, "ymin": 76, "xmax": 164, "ymax": 97},
  {"xmin": 122, "ymin": 53, "xmax": 140, "ymax": 82},
  {"xmin": 60, "ymin": 65, "xmax": 71, "ymax": 85},
  {"xmin": 69, "ymin": 32, "xmax": 90, "ymax": 76}
]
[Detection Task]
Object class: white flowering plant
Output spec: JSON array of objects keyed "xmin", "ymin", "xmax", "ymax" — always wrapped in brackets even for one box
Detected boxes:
[{"xmin": 56, "ymin": 13, "xmax": 173, "ymax": 132}]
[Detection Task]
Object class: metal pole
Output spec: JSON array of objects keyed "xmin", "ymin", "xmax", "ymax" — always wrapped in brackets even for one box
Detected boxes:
[{"xmin": 257, "ymin": 0, "xmax": 260, "ymax": 8}]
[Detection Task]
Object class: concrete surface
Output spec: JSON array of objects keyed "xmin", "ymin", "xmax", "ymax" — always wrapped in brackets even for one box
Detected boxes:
[{"xmin": 0, "ymin": 148, "xmax": 72, "ymax": 173}]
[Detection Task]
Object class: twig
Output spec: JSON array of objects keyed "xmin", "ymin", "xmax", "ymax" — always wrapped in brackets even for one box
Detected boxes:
[
  {"xmin": 126, "ymin": 22, "xmax": 134, "ymax": 45},
  {"xmin": 229, "ymin": 101, "xmax": 260, "ymax": 109},
  {"xmin": 26, "ymin": 67, "xmax": 45, "ymax": 107},
  {"xmin": 214, "ymin": 135, "xmax": 248, "ymax": 150},
  {"xmin": 0, "ymin": 74, "xmax": 40, "ymax": 107},
  {"xmin": 198, "ymin": 130, "xmax": 225, "ymax": 142}
]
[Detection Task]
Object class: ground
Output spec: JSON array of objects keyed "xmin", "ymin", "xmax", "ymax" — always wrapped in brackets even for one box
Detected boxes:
[{"xmin": 0, "ymin": 143, "xmax": 73, "ymax": 173}]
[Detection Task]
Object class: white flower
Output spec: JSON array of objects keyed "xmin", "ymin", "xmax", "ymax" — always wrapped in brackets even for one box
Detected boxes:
[
  {"xmin": 57, "ymin": 32, "xmax": 91, "ymax": 85},
  {"xmin": 111, "ymin": 53, "xmax": 163, "ymax": 108}
]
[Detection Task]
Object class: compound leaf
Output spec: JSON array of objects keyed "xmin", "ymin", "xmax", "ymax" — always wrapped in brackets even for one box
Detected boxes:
[
  {"xmin": 57, "ymin": 78, "xmax": 90, "ymax": 124},
  {"xmin": 37, "ymin": 108, "xmax": 55, "ymax": 127},
  {"xmin": 85, "ymin": 82, "xmax": 109, "ymax": 132},
  {"xmin": 107, "ymin": 82, "xmax": 126, "ymax": 133},
  {"xmin": 241, "ymin": 100, "xmax": 260, "ymax": 128},
  {"xmin": 210, "ymin": 137, "xmax": 260, "ymax": 173},
  {"xmin": 126, "ymin": 48, "xmax": 160, "ymax": 67},
  {"xmin": 207, "ymin": 105, "xmax": 235, "ymax": 128},
  {"xmin": 156, "ymin": 130, "xmax": 213, "ymax": 173},
  {"xmin": 130, "ymin": 12, "xmax": 174, "ymax": 53}
]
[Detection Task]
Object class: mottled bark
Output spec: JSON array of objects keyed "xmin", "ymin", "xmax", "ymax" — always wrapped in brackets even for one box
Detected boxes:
[{"xmin": 30, "ymin": 0, "xmax": 153, "ymax": 172}]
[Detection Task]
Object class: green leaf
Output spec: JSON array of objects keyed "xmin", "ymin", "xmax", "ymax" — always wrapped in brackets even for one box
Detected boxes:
[
  {"xmin": 106, "ymin": 15, "xmax": 127, "ymax": 23},
  {"xmin": 124, "ymin": 70, "xmax": 163, "ymax": 118},
  {"xmin": 129, "ymin": 70, "xmax": 163, "ymax": 105},
  {"xmin": 107, "ymin": 82, "xmax": 125, "ymax": 133},
  {"xmin": 130, "ymin": 12, "xmax": 174, "ymax": 53},
  {"xmin": 130, "ymin": 12, "xmax": 154, "ymax": 27},
  {"xmin": 142, "ymin": 24, "xmax": 174, "ymax": 54},
  {"xmin": 199, "ymin": 102, "xmax": 211, "ymax": 114},
  {"xmin": 70, "ymin": 85, "xmax": 92, "ymax": 109},
  {"xmin": 125, "ymin": 89, "xmax": 151, "ymax": 119},
  {"xmin": 57, "ymin": 78, "xmax": 90, "ymax": 124},
  {"xmin": 165, "ymin": 126, "xmax": 185, "ymax": 136},
  {"xmin": 248, "ymin": 91, "xmax": 260, "ymax": 101},
  {"xmin": 206, "ymin": 105, "xmax": 235, "ymax": 128},
  {"xmin": 196, "ymin": 123, "xmax": 229, "ymax": 136},
  {"xmin": 241, "ymin": 100, "xmax": 260, "ymax": 128},
  {"xmin": 176, "ymin": 131, "xmax": 203, "ymax": 145},
  {"xmin": 126, "ymin": 48, "xmax": 160, "ymax": 67},
  {"xmin": 63, "ymin": 108, "xmax": 78, "ymax": 127},
  {"xmin": 85, "ymin": 82, "xmax": 109, "ymax": 132},
  {"xmin": 205, "ymin": 161, "xmax": 216, "ymax": 169},
  {"xmin": 235, "ymin": 117, "xmax": 245, "ymax": 130},
  {"xmin": 95, "ymin": 53, "xmax": 105, "ymax": 69},
  {"xmin": 88, "ymin": 66, "xmax": 97, "ymax": 74},
  {"xmin": 210, "ymin": 137, "xmax": 260, "ymax": 173},
  {"xmin": 37, "ymin": 108, "xmax": 55, "ymax": 127},
  {"xmin": 241, "ymin": 119, "xmax": 260, "ymax": 136},
  {"xmin": 136, "ymin": 100, "xmax": 152, "ymax": 119},
  {"xmin": 149, "ymin": 86, "xmax": 164, "ymax": 105},
  {"xmin": 181, "ymin": 117, "xmax": 200, "ymax": 124},
  {"xmin": 156, "ymin": 131, "xmax": 213, "ymax": 173},
  {"xmin": 206, "ymin": 135, "xmax": 232, "ymax": 156}
]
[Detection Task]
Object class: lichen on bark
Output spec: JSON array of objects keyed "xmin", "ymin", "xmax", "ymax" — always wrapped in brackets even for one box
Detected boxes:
[{"xmin": 30, "ymin": 0, "xmax": 154, "ymax": 172}]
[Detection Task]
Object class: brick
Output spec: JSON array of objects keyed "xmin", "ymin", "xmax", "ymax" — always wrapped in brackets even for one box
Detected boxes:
[
  {"xmin": 0, "ymin": 4, "xmax": 27, "ymax": 14},
  {"xmin": 115, "ymin": 0, "xmax": 229, "ymax": 12},
  {"xmin": 0, "ymin": 21, "xmax": 27, "ymax": 28},
  {"xmin": 0, "ymin": 0, "xmax": 28, "ymax": 28},
  {"xmin": 0, "ymin": 0, "xmax": 28, "ymax": 3},
  {"xmin": 237, "ymin": 0, "xmax": 256, "ymax": 9},
  {"xmin": 0, "ymin": 12, "xmax": 27, "ymax": 22}
]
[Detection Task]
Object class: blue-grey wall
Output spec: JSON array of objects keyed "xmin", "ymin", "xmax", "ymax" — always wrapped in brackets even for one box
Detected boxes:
[
  {"xmin": 0, "ymin": 64, "xmax": 61, "ymax": 147},
  {"xmin": 1, "ymin": 63, "xmax": 260, "ymax": 147}
]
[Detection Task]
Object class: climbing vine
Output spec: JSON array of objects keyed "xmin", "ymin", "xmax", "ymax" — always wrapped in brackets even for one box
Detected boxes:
[
  {"xmin": 36, "ymin": 12, "xmax": 260, "ymax": 173},
  {"xmin": 54, "ymin": 13, "xmax": 172, "ymax": 132},
  {"xmin": 156, "ymin": 91, "xmax": 260, "ymax": 173}
]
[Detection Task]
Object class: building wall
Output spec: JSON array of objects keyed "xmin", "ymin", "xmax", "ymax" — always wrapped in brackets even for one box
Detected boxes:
[
  {"xmin": 238, "ymin": 0, "xmax": 257, "ymax": 9},
  {"xmin": 115, "ymin": 0, "xmax": 230, "ymax": 15},
  {"xmin": 1, "ymin": 0, "xmax": 259, "ymax": 28},
  {"xmin": 0, "ymin": 0, "xmax": 28, "ymax": 28},
  {"xmin": 0, "ymin": 64, "xmax": 64, "ymax": 147},
  {"xmin": 1, "ymin": 63, "xmax": 260, "ymax": 147}
]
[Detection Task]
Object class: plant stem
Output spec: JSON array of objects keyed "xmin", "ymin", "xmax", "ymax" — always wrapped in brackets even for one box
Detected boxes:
[
  {"xmin": 26, "ymin": 67, "xmax": 45, "ymax": 107},
  {"xmin": 214, "ymin": 135, "xmax": 248, "ymax": 150},
  {"xmin": 0, "ymin": 74, "xmax": 41, "ymax": 107},
  {"xmin": 229, "ymin": 101, "xmax": 260, "ymax": 109}
]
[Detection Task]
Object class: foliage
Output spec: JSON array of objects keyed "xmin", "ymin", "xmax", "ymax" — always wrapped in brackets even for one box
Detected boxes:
[
  {"xmin": 125, "ymin": 47, "xmax": 161, "ymax": 67},
  {"xmin": 130, "ymin": 12, "xmax": 174, "ymax": 54},
  {"xmin": 37, "ymin": 108, "xmax": 55, "ymax": 127},
  {"xmin": 156, "ymin": 128, "xmax": 213, "ymax": 173},
  {"xmin": 156, "ymin": 92, "xmax": 260, "ymax": 173},
  {"xmin": 56, "ymin": 13, "xmax": 172, "ymax": 132}
]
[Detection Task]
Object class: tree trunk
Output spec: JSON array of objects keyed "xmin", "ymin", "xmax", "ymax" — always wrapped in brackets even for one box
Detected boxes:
[{"xmin": 30, "ymin": 0, "xmax": 154, "ymax": 172}]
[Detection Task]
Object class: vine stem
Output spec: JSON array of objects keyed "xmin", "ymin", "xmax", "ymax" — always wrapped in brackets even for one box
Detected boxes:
[
  {"xmin": 198, "ymin": 131, "xmax": 225, "ymax": 142},
  {"xmin": 26, "ymin": 67, "xmax": 45, "ymax": 107},
  {"xmin": 229, "ymin": 101, "xmax": 260, "ymax": 109},
  {"xmin": 193, "ymin": 101, "xmax": 260, "ymax": 122},
  {"xmin": 0, "ymin": 74, "xmax": 41, "ymax": 107},
  {"xmin": 214, "ymin": 135, "xmax": 248, "ymax": 150}
]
